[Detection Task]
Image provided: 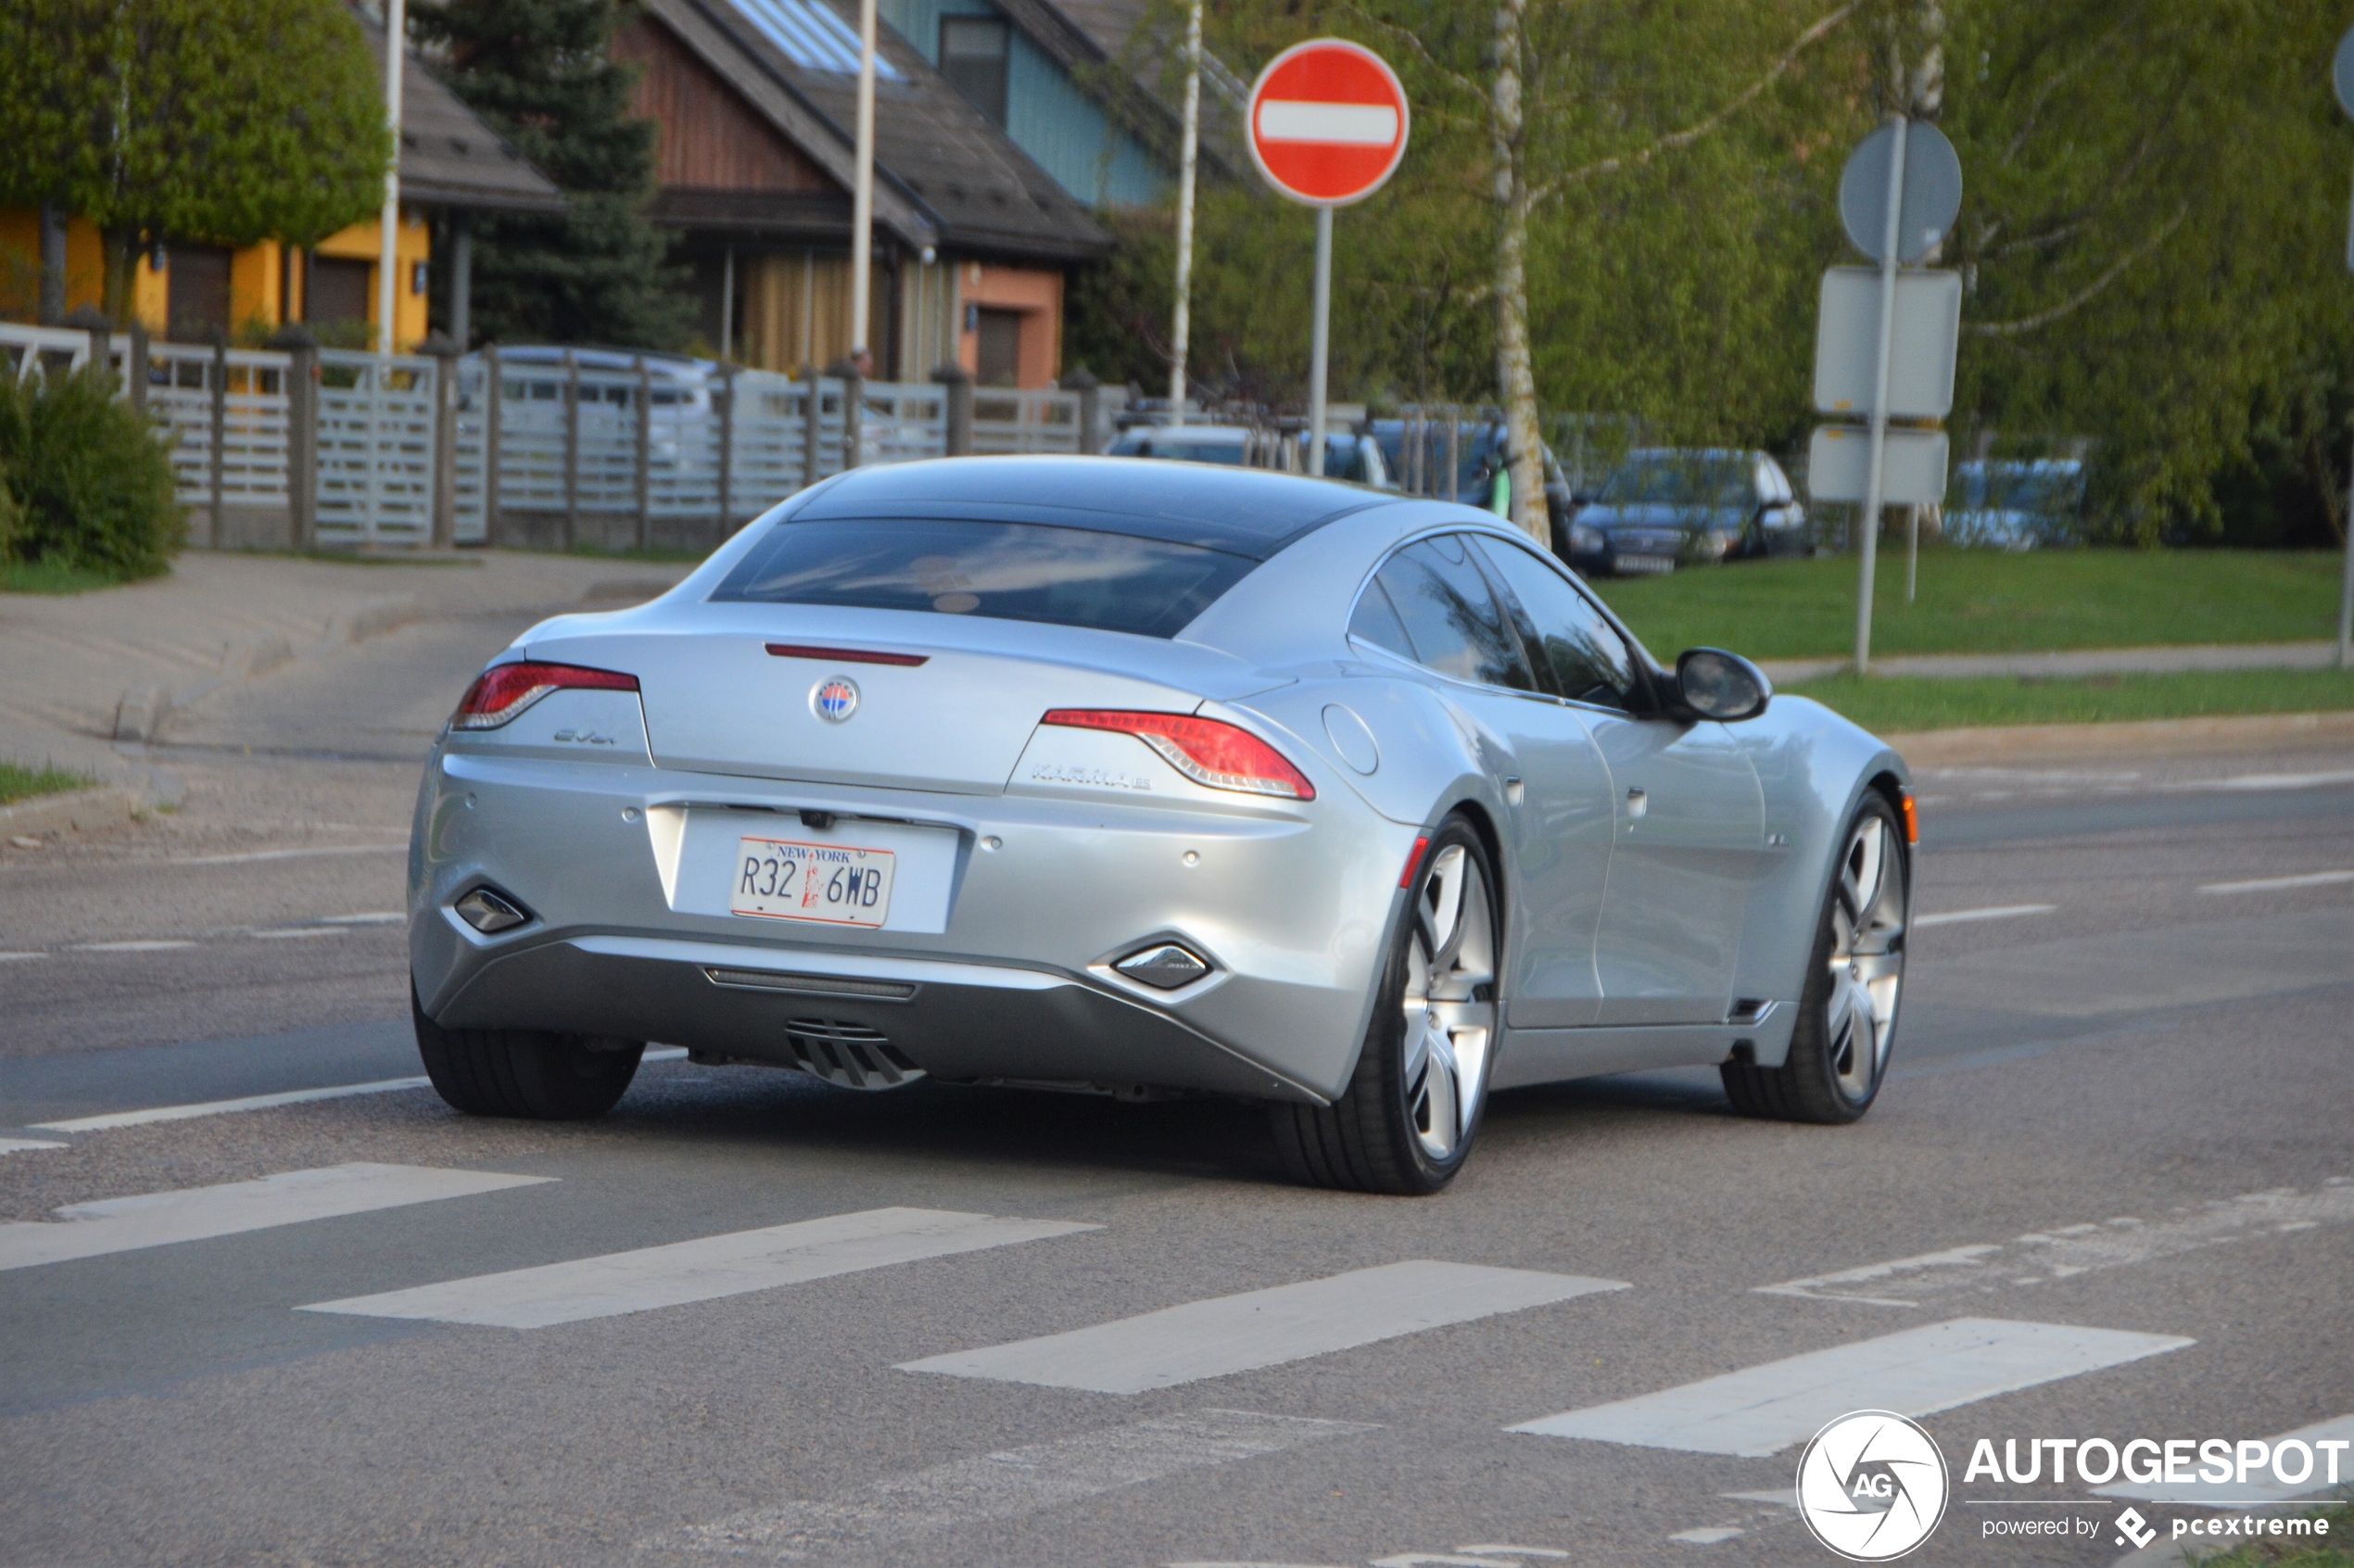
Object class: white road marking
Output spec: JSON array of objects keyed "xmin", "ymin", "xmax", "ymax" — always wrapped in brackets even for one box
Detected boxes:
[
  {"xmin": 0, "ymin": 951, "xmax": 43, "ymax": 962},
  {"xmin": 1256, "ymin": 101, "xmax": 1399, "ymax": 145},
  {"xmin": 2206, "ymin": 769, "xmax": 2354, "ymax": 792},
  {"xmin": 301, "ymin": 1207, "xmax": 1099, "ymax": 1328},
  {"xmin": 69, "ymin": 940, "xmax": 196, "ymax": 953},
  {"xmin": 0, "ymin": 1137, "xmax": 66, "ymax": 1155},
  {"xmin": 661, "ymin": 1408, "xmax": 1376, "ymax": 1556},
  {"xmin": 171, "ymin": 844, "xmax": 405, "ymax": 866},
  {"xmin": 320, "ymin": 912, "xmax": 404, "ymax": 925},
  {"xmin": 900, "ymin": 1261, "xmax": 1627, "ymax": 1394},
  {"xmin": 247, "ymin": 927, "xmax": 347, "ymax": 940},
  {"xmin": 1913, "ymin": 904, "xmax": 2057, "ymax": 928},
  {"xmin": 2096, "ymin": 1413, "xmax": 2354, "ymax": 1506},
  {"xmin": 1508, "ymin": 1318, "xmax": 2193, "ymax": 1457},
  {"xmin": 31, "ymin": 1047, "xmax": 687, "ymax": 1134},
  {"xmin": 1755, "ymin": 1180, "xmax": 2354, "ymax": 1307},
  {"xmin": 0, "ymin": 1163, "xmax": 551, "ymax": 1271},
  {"xmin": 1668, "ymin": 1527, "xmax": 1745, "ymax": 1545},
  {"xmin": 2200, "ymin": 869, "xmax": 2354, "ymax": 895},
  {"xmin": 1723, "ymin": 1491, "xmax": 1800, "ymax": 1510}
]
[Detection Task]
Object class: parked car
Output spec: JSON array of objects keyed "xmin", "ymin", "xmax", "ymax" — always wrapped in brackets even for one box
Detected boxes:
[
  {"xmin": 1367, "ymin": 418, "xmax": 1592, "ymax": 570},
  {"xmin": 483, "ymin": 346, "xmax": 719, "ymax": 413},
  {"xmin": 1107, "ymin": 424, "xmax": 1393, "ymax": 487},
  {"xmin": 411, "ymin": 457, "xmax": 1917, "ymax": 1194},
  {"xmin": 1943, "ymin": 460, "xmax": 2084, "ymax": 550},
  {"xmin": 1571, "ymin": 449, "xmax": 1807, "ymax": 575}
]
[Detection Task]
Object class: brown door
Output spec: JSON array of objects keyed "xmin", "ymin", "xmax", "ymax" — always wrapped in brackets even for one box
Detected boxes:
[
  {"xmin": 307, "ymin": 258, "xmax": 372, "ymax": 328},
  {"xmin": 167, "ymin": 247, "xmax": 233, "ymax": 340},
  {"xmin": 976, "ymin": 308, "xmax": 1022, "ymax": 386}
]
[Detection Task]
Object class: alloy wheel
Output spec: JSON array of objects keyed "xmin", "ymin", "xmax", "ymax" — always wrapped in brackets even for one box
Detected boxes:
[
  {"xmin": 1400, "ymin": 843, "xmax": 1498, "ymax": 1160},
  {"xmin": 1825, "ymin": 812, "xmax": 1907, "ymax": 1101}
]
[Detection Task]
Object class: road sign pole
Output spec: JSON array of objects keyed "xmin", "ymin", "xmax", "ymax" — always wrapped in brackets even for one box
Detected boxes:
[
  {"xmin": 1308, "ymin": 206, "xmax": 1333, "ymax": 477},
  {"xmin": 2339, "ymin": 418, "xmax": 2353, "ymax": 668},
  {"xmin": 1854, "ymin": 115, "xmax": 1907, "ymax": 677}
]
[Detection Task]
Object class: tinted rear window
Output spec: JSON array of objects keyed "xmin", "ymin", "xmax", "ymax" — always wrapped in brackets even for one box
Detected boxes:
[{"xmin": 712, "ymin": 518, "xmax": 1255, "ymax": 639}]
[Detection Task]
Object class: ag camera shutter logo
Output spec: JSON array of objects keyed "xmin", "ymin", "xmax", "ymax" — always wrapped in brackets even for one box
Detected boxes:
[{"xmin": 1797, "ymin": 1410, "xmax": 1950, "ymax": 1561}]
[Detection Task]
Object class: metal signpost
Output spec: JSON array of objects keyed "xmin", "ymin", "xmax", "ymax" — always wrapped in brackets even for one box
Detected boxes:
[
  {"xmin": 1245, "ymin": 40, "xmax": 1409, "ymax": 476},
  {"xmin": 1809, "ymin": 117, "xmax": 1963, "ymax": 672},
  {"xmin": 2333, "ymin": 27, "xmax": 2354, "ymax": 668}
]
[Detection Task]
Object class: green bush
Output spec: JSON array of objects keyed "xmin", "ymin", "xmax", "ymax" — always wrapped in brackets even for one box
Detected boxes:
[{"xmin": 0, "ymin": 367, "xmax": 181, "ymax": 582}]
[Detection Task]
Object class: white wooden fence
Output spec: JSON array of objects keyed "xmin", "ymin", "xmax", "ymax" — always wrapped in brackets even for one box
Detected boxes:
[{"xmin": 1, "ymin": 322, "xmax": 1107, "ymax": 550}]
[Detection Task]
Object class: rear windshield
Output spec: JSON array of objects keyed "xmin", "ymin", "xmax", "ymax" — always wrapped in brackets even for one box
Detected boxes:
[{"xmin": 711, "ymin": 517, "xmax": 1256, "ymax": 639}]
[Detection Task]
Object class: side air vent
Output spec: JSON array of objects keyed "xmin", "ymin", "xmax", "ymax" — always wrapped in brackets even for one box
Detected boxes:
[
  {"xmin": 704, "ymin": 967, "xmax": 918, "ymax": 1002},
  {"xmin": 785, "ymin": 1018, "xmax": 924, "ymax": 1090}
]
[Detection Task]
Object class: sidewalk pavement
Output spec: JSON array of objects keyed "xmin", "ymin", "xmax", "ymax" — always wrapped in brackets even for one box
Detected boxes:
[
  {"xmin": 0, "ymin": 550, "xmax": 691, "ymax": 799},
  {"xmin": 1758, "ymin": 640, "xmax": 2345, "ymax": 685}
]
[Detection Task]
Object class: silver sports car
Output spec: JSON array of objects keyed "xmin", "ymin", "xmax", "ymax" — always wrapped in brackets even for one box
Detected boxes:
[{"xmin": 410, "ymin": 457, "xmax": 1915, "ymax": 1194}]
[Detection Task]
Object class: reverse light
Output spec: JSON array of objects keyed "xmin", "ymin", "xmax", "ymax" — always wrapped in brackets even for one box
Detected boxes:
[
  {"xmin": 1040, "ymin": 710, "xmax": 1316, "ymax": 801},
  {"xmin": 452, "ymin": 662, "xmax": 639, "ymax": 729}
]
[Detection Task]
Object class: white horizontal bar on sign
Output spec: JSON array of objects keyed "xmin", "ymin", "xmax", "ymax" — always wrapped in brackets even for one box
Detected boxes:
[
  {"xmin": 900, "ymin": 1260, "xmax": 1627, "ymax": 1394},
  {"xmin": 1509, "ymin": 1318, "xmax": 2193, "ymax": 1457},
  {"xmin": 0, "ymin": 1163, "xmax": 552, "ymax": 1272},
  {"xmin": 662, "ymin": 1408, "xmax": 1376, "ymax": 1557},
  {"xmin": 2096, "ymin": 1413, "xmax": 2354, "ymax": 1506},
  {"xmin": 300, "ymin": 1207, "xmax": 1099, "ymax": 1328},
  {"xmin": 1256, "ymin": 100, "xmax": 1398, "ymax": 145}
]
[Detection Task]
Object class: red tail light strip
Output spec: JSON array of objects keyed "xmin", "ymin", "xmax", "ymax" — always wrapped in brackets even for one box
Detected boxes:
[
  {"xmin": 1041, "ymin": 710, "xmax": 1316, "ymax": 802},
  {"xmin": 766, "ymin": 643, "xmax": 930, "ymax": 667},
  {"xmin": 453, "ymin": 662, "xmax": 639, "ymax": 729}
]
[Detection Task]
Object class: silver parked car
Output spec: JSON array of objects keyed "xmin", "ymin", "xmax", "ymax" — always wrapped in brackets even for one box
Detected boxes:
[{"xmin": 410, "ymin": 457, "xmax": 1914, "ymax": 1193}]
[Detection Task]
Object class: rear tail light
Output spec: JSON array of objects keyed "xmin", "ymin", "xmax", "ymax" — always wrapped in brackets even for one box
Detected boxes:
[
  {"xmin": 452, "ymin": 662, "xmax": 639, "ymax": 730},
  {"xmin": 1041, "ymin": 710, "xmax": 1315, "ymax": 801}
]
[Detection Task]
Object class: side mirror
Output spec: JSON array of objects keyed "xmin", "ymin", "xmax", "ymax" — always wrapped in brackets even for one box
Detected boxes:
[{"xmin": 1675, "ymin": 648, "xmax": 1771, "ymax": 722}]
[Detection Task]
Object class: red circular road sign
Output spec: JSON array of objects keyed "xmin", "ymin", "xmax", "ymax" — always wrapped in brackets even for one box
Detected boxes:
[{"xmin": 1246, "ymin": 38, "xmax": 1411, "ymax": 208}]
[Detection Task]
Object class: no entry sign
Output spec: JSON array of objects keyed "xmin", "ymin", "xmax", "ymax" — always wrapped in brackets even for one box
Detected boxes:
[{"xmin": 1246, "ymin": 39, "xmax": 1410, "ymax": 208}]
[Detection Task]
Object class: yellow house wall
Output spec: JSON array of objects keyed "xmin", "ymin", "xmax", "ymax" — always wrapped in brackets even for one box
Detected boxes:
[{"xmin": 0, "ymin": 209, "xmax": 426, "ymax": 348}]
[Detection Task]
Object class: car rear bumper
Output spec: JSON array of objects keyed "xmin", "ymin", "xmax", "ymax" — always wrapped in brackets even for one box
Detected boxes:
[{"xmin": 408, "ymin": 747, "xmax": 1412, "ymax": 1103}]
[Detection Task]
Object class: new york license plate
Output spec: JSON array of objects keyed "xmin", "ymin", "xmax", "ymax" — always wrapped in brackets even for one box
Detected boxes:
[{"xmin": 729, "ymin": 835, "xmax": 895, "ymax": 927}]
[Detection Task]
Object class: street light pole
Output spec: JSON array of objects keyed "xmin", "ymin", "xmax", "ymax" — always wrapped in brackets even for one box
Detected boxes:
[
  {"xmin": 377, "ymin": 0, "xmax": 406, "ymax": 357},
  {"xmin": 850, "ymin": 0, "xmax": 879, "ymax": 374},
  {"xmin": 1853, "ymin": 114, "xmax": 1907, "ymax": 677},
  {"xmin": 1168, "ymin": 0, "xmax": 1202, "ymax": 425}
]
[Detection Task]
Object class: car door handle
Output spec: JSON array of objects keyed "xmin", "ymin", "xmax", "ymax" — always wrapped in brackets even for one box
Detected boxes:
[{"xmin": 1626, "ymin": 787, "xmax": 1648, "ymax": 820}]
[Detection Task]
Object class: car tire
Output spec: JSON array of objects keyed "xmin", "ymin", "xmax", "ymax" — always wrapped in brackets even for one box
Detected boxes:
[
  {"xmin": 1721, "ymin": 793, "xmax": 1908, "ymax": 1124},
  {"xmin": 1270, "ymin": 815, "xmax": 1500, "ymax": 1195},
  {"xmin": 411, "ymin": 983, "xmax": 644, "ymax": 1120}
]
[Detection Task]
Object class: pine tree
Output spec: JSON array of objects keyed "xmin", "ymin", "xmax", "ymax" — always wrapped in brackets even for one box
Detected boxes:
[{"xmin": 411, "ymin": 0, "xmax": 690, "ymax": 348}]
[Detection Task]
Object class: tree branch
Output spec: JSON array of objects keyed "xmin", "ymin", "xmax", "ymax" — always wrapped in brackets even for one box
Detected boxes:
[
  {"xmin": 1528, "ymin": 0, "xmax": 1858, "ymax": 209},
  {"xmin": 1965, "ymin": 205, "xmax": 2188, "ymax": 338},
  {"xmin": 1335, "ymin": 5, "xmax": 1480, "ymax": 104}
]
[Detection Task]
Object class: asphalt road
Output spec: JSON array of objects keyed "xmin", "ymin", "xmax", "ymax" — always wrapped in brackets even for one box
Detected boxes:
[{"xmin": 3, "ymin": 616, "xmax": 2350, "ymax": 1568}]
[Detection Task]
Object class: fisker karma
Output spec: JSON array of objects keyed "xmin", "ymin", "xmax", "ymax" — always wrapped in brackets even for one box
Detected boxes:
[{"xmin": 409, "ymin": 457, "xmax": 1914, "ymax": 1193}]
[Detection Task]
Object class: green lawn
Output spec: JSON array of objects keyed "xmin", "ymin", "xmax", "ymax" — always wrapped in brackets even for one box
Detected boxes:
[
  {"xmin": 0, "ymin": 760, "xmax": 95, "ymax": 805},
  {"xmin": 0, "ymin": 559, "xmax": 135, "ymax": 595},
  {"xmin": 2188, "ymin": 1500, "xmax": 2351, "ymax": 1568},
  {"xmin": 1588, "ymin": 550, "xmax": 2345, "ymax": 662},
  {"xmin": 1786, "ymin": 667, "xmax": 2354, "ymax": 734}
]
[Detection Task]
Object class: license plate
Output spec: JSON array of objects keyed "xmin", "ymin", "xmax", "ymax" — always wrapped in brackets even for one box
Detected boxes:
[
  {"xmin": 729, "ymin": 835, "xmax": 895, "ymax": 927},
  {"xmin": 1615, "ymin": 553, "xmax": 1677, "ymax": 575}
]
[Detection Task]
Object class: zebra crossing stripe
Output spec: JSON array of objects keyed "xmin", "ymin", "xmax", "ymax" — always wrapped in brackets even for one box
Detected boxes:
[
  {"xmin": 658, "ymin": 1408, "xmax": 1377, "ymax": 1556},
  {"xmin": 1508, "ymin": 1318, "xmax": 2194, "ymax": 1457},
  {"xmin": 298, "ymin": 1207, "xmax": 1099, "ymax": 1328},
  {"xmin": 0, "ymin": 1163, "xmax": 552, "ymax": 1272},
  {"xmin": 2096, "ymin": 1413, "xmax": 2354, "ymax": 1506},
  {"xmin": 898, "ymin": 1260, "xmax": 1628, "ymax": 1394}
]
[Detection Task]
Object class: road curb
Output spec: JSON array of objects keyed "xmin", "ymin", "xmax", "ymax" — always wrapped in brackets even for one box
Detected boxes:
[
  {"xmin": 1888, "ymin": 709, "xmax": 2354, "ymax": 767},
  {"xmin": 0, "ymin": 787, "xmax": 144, "ymax": 845}
]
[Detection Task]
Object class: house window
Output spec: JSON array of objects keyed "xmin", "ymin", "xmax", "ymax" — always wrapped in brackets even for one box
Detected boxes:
[
  {"xmin": 975, "ymin": 307, "xmax": 1022, "ymax": 386},
  {"xmin": 941, "ymin": 17, "xmax": 1009, "ymax": 127},
  {"xmin": 307, "ymin": 258, "xmax": 372, "ymax": 326}
]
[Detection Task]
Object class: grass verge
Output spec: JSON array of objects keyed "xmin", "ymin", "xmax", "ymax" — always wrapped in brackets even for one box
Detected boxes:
[
  {"xmin": 0, "ymin": 559, "xmax": 139, "ymax": 594},
  {"xmin": 2187, "ymin": 1499, "xmax": 2351, "ymax": 1566},
  {"xmin": 1785, "ymin": 668, "xmax": 2354, "ymax": 734},
  {"xmin": 0, "ymin": 760, "xmax": 95, "ymax": 806},
  {"xmin": 1588, "ymin": 550, "xmax": 2345, "ymax": 662}
]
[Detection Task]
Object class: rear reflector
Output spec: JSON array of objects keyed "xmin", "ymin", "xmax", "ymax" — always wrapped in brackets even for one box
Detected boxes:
[
  {"xmin": 452, "ymin": 662, "xmax": 638, "ymax": 729},
  {"xmin": 1041, "ymin": 710, "xmax": 1316, "ymax": 801},
  {"xmin": 766, "ymin": 643, "xmax": 930, "ymax": 667},
  {"xmin": 1399, "ymin": 835, "xmax": 1430, "ymax": 889}
]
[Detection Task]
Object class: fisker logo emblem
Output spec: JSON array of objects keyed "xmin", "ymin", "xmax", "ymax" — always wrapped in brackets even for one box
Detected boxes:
[{"xmin": 812, "ymin": 677, "xmax": 860, "ymax": 723}]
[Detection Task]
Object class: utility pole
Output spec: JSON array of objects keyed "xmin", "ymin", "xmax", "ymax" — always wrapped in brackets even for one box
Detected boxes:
[
  {"xmin": 850, "ymin": 0, "xmax": 880, "ymax": 377},
  {"xmin": 1168, "ymin": 0, "xmax": 1203, "ymax": 425},
  {"xmin": 377, "ymin": 0, "xmax": 406, "ymax": 357}
]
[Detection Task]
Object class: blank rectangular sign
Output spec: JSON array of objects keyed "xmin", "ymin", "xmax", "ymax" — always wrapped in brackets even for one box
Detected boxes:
[
  {"xmin": 1814, "ymin": 267, "xmax": 1962, "ymax": 419},
  {"xmin": 1808, "ymin": 425, "xmax": 1949, "ymax": 507}
]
